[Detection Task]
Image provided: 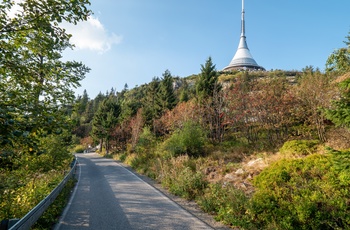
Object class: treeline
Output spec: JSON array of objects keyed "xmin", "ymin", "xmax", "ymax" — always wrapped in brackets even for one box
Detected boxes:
[{"xmin": 74, "ymin": 61, "xmax": 348, "ymax": 155}]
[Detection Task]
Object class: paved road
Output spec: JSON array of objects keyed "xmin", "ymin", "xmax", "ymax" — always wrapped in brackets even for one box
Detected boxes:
[{"xmin": 55, "ymin": 153, "xmax": 213, "ymax": 230}]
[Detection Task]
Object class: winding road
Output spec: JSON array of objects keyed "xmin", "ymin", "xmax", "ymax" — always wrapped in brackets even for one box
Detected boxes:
[{"xmin": 55, "ymin": 153, "xmax": 214, "ymax": 230}]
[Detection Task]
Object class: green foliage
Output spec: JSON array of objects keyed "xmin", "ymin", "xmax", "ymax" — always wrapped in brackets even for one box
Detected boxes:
[
  {"xmin": 279, "ymin": 140, "xmax": 319, "ymax": 157},
  {"xmin": 325, "ymin": 78, "xmax": 350, "ymax": 128},
  {"xmin": 196, "ymin": 56, "xmax": 221, "ymax": 101},
  {"xmin": 167, "ymin": 166, "xmax": 207, "ymax": 200},
  {"xmin": 91, "ymin": 96, "xmax": 121, "ymax": 153},
  {"xmin": 158, "ymin": 70, "xmax": 177, "ymax": 112},
  {"xmin": 33, "ymin": 179, "xmax": 76, "ymax": 230},
  {"xmin": 142, "ymin": 77, "xmax": 161, "ymax": 127},
  {"xmin": 135, "ymin": 126, "xmax": 157, "ymax": 153},
  {"xmin": 0, "ymin": 0, "xmax": 91, "ymax": 156},
  {"xmin": 179, "ymin": 80, "xmax": 190, "ymax": 102},
  {"xmin": 119, "ymin": 152, "xmax": 127, "ymax": 162},
  {"xmin": 162, "ymin": 121, "xmax": 207, "ymax": 157},
  {"xmin": 199, "ymin": 183, "xmax": 254, "ymax": 229},
  {"xmin": 73, "ymin": 145, "xmax": 85, "ymax": 153},
  {"xmin": 250, "ymin": 151, "xmax": 350, "ymax": 229},
  {"xmin": 0, "ymin": 169, "xmax": 64, "ymax": 220},
  {"xmin": 326, "ymin": 47, "xmax": 350, "ymax": 74}
]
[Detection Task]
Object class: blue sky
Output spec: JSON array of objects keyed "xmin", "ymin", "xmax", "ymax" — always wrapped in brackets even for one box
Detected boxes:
[{"xmin": 63, "ymin": 0, "xmax": 350, "ymax": 98}]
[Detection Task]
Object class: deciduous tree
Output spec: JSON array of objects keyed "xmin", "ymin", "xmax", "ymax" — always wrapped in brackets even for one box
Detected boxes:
[{"xmin": 0, "ymin": 0, "xmax": 91, "ymax": 164}]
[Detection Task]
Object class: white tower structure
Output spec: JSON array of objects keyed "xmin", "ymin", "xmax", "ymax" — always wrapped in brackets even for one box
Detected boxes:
[{"xmin": 223, "ymin": 0, "xmax": 265, "ymax": 71}]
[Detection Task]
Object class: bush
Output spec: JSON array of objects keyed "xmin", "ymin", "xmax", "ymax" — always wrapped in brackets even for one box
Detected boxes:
[
  {"xmin": 250, "ymin": 150, "xmax": 350, "ymax": 229},
  {"xmin": 279, "ymin": 140, "xmax": 319, "ymax": 157},
  {"xmin": 135, "ymin": 127, "xmax": 156, "ymax": 153},
  {"xmin": 162, "ymin": 121, "xmax": 207, "ymax": 157},
  {"xmin": 33, "ymin": 179, "xmax": 76, "ymax": 229},
  {"xmin": 168, "ymin": 166, "xmax": 207, "ymax": 200},
  {"xmin": 199, "ymin": 183, "xmax": 254, "ymax": 229},
  {"xmin": 72, "ymin": 145, "xmax": 85, "ymax": 153}
]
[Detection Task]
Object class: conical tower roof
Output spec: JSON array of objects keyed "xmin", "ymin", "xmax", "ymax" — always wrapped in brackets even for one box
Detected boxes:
[{"xmin": 223, "ymin": 0, "xmax": 265, "ymax": 71}]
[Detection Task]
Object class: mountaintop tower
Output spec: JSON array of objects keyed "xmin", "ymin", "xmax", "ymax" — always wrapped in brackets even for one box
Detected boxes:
[{"xmin": 223, "ymin": 0, "xmax": 265, "ymax": 71}]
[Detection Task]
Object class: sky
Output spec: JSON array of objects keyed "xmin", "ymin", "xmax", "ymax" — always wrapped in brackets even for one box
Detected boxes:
[{"xmin": 61, "ymin": 0, "xmax": 350, "ymax": 98}]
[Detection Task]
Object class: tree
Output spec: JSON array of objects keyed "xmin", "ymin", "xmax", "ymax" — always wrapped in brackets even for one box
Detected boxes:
[
  {"xmin": 326, "ymin": 31, "xmax": 350, "ymax": 74},
  {"xmin": 195, "ymin": 57, "xmax": 223, "ymax": 141},
  {"xmin": 179, "ymin": 80, "xmax": 190, "ymax": 102},
  {"xmin": 158, "ymin": 70, "xmax": 177, "ymax": 112},
  {"xmin": 296, "ymin": 69, "xmax": 335, "ymax": 142},
  {"xmin": 325, "ymin": 75, "xmax": 350, "ymax": 128},
  {"xmin": 142, "ymin": 77, "xmax": 161, "ymax": 132},
  {"xmin": 325, "ymin": 31, "xmax": 350, "ymax": 128},
  {"xmin": 91, "ymin": 97, "xmax": 121, "ymax": 154},
  {"xmin": 0, "ymin": 0, "xmax": 91, "ymax": 162},
  {"xmin": 196, "ymin": 57, "xmax": 221, "ymax": 100}
]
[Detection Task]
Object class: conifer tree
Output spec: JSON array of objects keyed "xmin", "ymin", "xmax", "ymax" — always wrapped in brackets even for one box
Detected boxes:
[
  {"xmin": 142, "ymin": 77, "xmax": 161, "ymax": 129},
  {"xmin": 179, "ymin": 80, "xmax": 190, "ymax": 102},
  {"xmin": 159, "ymin": 70, "xmax": 177, "ymax": 112},
  {"xmin": 91, "ymin": 97, "xmax": 120, "ymax": 153},
  {"xmin": 196, "ymin": 57, "xmax": 221, "ymax": 100},
  {"xmin": 195, "ymin": 57, "xmax": 224, "ymax": 141}
]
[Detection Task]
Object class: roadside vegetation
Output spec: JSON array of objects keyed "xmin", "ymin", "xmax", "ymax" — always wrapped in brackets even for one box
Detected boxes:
[
  {"xmin": 0, "ymin": 0, "xmax": 91, "ymax": 227},
  {"xmin": 1, "ymin": 0, "xmax": 350, "ymax": 229}
]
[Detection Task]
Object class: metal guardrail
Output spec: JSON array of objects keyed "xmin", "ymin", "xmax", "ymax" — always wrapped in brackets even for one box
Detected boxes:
[{"xmin": 6, "ymin": 157, "xmax": 78, "ymax": 230}]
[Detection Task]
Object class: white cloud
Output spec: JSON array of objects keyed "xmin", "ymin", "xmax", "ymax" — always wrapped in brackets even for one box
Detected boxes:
[
  {"xmin": 64, "ymin": 16, "xmax": 123, "ymax": 54},
  {"xmin": 7, "ymin": 2, "xmax": 121, "ymax": 54}
]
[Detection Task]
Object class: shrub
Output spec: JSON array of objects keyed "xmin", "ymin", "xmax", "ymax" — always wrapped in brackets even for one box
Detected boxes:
[
  {"xmin": 279, "ymin": 139, "xmax": 319, "ymax": 157},
  {"xmin": 157, "ymin": 156, "xmax": 207, "ymax": 200},
  {"xmin": 119, "ymin": 152, "xmax": 127, "ymax": 162},
  {"xmin": 199, "ymin": 183, "xmax": 254, "ymax": 229},
  {"xmin": 135, "ymin": 127, "xmax": 156, "ymax": 153},
  {"xmin": 72, "ymin": 145, "xmax": 85, "ymax": 153},
  {"xmin": 168, "ymin": 166, "xmax": 207, "ymax": 200},
  {"xmin": 33, "ymin": 179, "xmax": 76, "ymax": 229},
  {"xmin": 250, "ymin": 150, "xmax": 350, "ymax": 229},
  {"xmin": 162, "ymin": 121, "xmax": 207, "ymax": 157}
]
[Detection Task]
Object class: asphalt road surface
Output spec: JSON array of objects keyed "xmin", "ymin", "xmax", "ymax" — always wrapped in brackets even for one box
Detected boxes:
[{"xmin": 55, "ymin": 153, "xmax": 213, "ymax": 230}]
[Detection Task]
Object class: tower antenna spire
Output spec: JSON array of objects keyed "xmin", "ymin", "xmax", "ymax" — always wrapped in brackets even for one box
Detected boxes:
[
  {"xmin": 241, "ymin": 0, "xmax": 245, "ymax": 37},
  {"xmin": 223, "ymin": 0, "xmax": 265, "ymax": 71}
]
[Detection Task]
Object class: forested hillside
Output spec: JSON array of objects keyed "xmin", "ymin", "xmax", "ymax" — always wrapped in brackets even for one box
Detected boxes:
[
  {"xmin": 1, "ymin": 0, "xmax": 350, "ymax": 228},
  {"xmin": 72, "ymin": 46, "xmax": 350, "ymax": 228}
]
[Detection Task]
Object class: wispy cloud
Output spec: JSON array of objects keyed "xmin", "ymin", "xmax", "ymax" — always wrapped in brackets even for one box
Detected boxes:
[
  {"xmin": 64, "ymin": 16, "xmax": 123, "ymax": 54},
  {"xmin": 8, "ymin": 1, "xmax": 122, "ymax": 54}
]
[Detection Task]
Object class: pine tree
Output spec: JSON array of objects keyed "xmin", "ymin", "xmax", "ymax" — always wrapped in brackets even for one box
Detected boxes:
[
  {"xmin": 196, "ymin": 57, "xmax": 221, "ymax": 100},
  {"xmin": 91, "ymin": 97, "xmax": 120, "ymax": 153},
  {"xmin": 159, "ymin": 70, "xmax": 177, "ymax": 112},
  {"xmin": 179, "ymin": 80, "xmax": 190, "ymax": 102},
  {"xmin": 195, "ymin": 57, "xmax": 224, "ymax": 141},
  {"xmin": 142, "ymin": 77, "xmax": 161, "ymax": 129}
]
